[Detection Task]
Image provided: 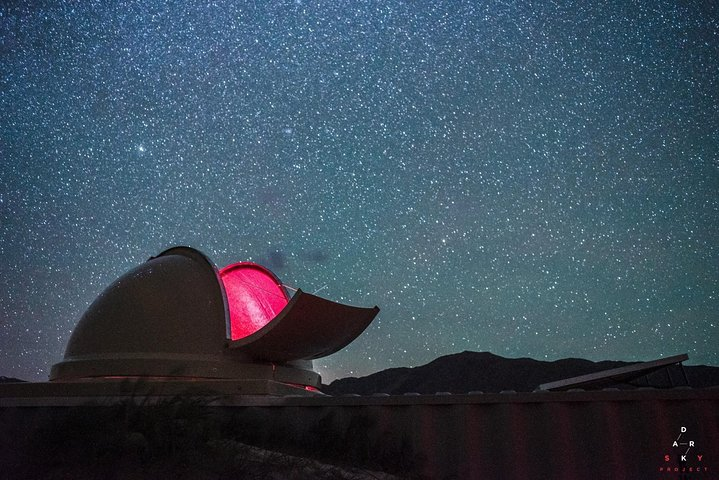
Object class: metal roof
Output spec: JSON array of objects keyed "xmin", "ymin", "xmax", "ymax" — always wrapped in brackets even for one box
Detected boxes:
[{"xmin": 538, "ymin": 353, "xmax": 690, "ymax": 391}]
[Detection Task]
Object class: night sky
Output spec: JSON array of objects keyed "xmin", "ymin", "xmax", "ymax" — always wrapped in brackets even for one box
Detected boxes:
[{"xmin": 1, "ymin": 1, "xmax": 717, "ymax": 382}]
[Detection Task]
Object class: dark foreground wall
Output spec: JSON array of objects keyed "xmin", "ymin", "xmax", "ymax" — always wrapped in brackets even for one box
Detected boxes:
[
  {"xmin": 219, "ymin": 389, "xmax": 719, "ymax": 479},
  {"xmin": 1, "ymin": 389, "xmax": 717, "ymax": 479}
]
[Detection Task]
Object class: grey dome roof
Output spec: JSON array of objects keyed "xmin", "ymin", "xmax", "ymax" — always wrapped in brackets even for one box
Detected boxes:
[
  {"xmin": 63, "ymin": 247, "xmax": 228, "ymax": 359},
  {"xmin": 50, "ymin": 246, "xmax": 378, "ymax": 387},
  {"xmin": 50, "ymin": 247, "xmax": 317, "ymax": 385}
]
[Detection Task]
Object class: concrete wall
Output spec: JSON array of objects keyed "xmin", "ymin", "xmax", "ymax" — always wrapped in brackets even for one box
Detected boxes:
[{"xmin": 1, "ymin": 389, "xmax": 717, "ymax": 479}]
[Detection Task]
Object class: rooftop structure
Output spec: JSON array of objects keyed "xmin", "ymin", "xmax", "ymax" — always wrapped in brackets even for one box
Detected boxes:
[
  {"xmin": 538, "ymin": 353, "xmax": 690, "ymax": 391},
  {"xmin": 46, "ymin": 246, "xmax": 379, "ymax": 395}
]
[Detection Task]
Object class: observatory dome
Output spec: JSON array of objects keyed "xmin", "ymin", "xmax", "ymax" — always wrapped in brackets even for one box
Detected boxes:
[{"xmin": 50, "ymin": 246, "xmax": 378, "ymax": 390}]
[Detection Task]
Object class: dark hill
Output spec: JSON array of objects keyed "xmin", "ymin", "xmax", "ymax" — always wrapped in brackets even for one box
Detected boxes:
[{"xmin": 323, "ymin": 351, "xmax": 719, "ymax": 395}]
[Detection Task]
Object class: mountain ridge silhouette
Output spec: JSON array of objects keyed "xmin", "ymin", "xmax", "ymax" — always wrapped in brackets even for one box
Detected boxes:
[{"xmin": 324, "ymin": 351, "xmax": 719, "ymax": 394}]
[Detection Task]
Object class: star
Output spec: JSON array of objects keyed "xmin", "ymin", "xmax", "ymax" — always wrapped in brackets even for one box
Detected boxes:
[{"xmin": 0, "ymin": 0, "xmax": 716, "ymax": 382}]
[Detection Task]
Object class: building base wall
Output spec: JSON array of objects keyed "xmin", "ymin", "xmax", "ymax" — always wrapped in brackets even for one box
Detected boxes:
[{"xmin": 1, "ymin": 389, "xmax": 717, "ymax": 479}]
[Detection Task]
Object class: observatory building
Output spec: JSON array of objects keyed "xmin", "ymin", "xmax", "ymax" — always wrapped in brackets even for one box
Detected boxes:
[
  {"xmin": 33, "ymin": 246, "xmax": 378, "ymax": 396},
  {"xmin": 1, "ymin": 247, "xmax": 717, "ymax": 479}
]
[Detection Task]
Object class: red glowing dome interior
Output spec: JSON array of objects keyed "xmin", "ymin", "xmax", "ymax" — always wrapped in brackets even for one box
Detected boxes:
[{"xmin": 219, "ymin": 262, "xmax": 290, "ymax": 340}]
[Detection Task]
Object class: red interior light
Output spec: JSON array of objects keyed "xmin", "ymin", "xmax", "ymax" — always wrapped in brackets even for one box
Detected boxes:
[{"xmin": 219, "ymin": 262, "xmax": 290, "ymax": 340}]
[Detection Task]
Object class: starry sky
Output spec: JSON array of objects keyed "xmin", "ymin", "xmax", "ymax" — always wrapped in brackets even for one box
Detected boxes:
[{"xmin": 1, "ymin": 1, "xmax": 717, "ymax": 382}]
